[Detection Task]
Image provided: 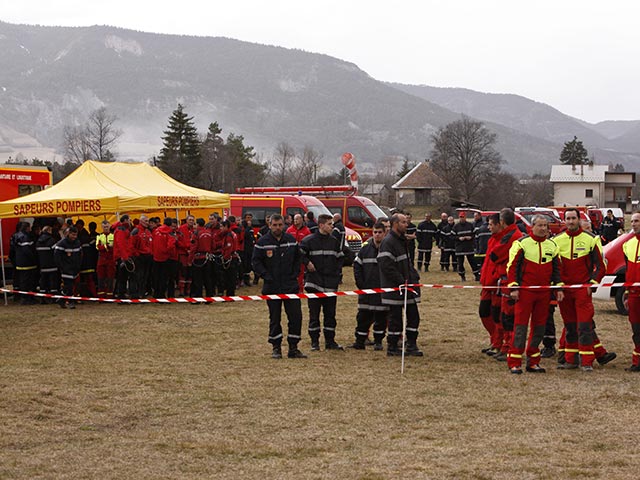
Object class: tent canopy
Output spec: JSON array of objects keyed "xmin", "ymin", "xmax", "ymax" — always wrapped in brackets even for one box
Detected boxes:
[{"xmin": 0, "ymin": 161, "xmax": 229, "ymax": 219}]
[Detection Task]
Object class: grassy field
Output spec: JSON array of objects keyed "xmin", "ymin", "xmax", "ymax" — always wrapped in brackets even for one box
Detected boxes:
[{"xmin": 1, "ymin": 261, "xmax": 639, "ymax": 479}]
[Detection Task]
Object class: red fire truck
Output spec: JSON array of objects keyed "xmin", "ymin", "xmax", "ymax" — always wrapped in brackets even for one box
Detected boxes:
[
  {"xmin": 236, "ymin": 186, "xmax": 387, "ymax": 242},
  {"xmin": 0, "ymin": 164, "xmax": 53, "ymax": 266}
]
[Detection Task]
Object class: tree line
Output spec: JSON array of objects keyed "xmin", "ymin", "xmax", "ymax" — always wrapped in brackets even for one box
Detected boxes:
[{"xmin": 8, "ymin": 103, "xmax": 617, "ymax": 208}]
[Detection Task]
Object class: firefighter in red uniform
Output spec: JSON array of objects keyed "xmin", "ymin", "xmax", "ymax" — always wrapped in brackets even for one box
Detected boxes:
[
  {"xmin": 488, "ymin": 209, "xmax": 523, "ymax": 361},
  {"xmin": 152, "ymin": 218, "xmax": 178, "ymax": 298},
  {"xmin": 554, "ymin": 208, "xmax": 605, "ymax": 372},
  {"xmin": 190, "ymin": 218, "xmax": 214, "ymax": 297},
  {"xmin": 207, "ymin": 213, "xmax": 223, "ymax": 294},
  {"xmin": 507, "ymin": 215, "xmax": 564, "ymax": 374},
  {"xmin": 623, "ymin": 212, "xmax": 640, "ymax": 372},
  {"xmin": 219, "ymin": 219, "xmax": 239, "ymax": 296},
  {"xmin": 130, "ymin": 215, "xmax": 153, "ymax": 298},
  {"xmin": 478, "ymin": 213, "xmax": 503, "ymax": 355},
  {"xmin": 176, "ymin": 215, "xmax": 195, "ymax": 296},
  {"xmin": 286, "ymin": 213, "xmax": 311, "ymax": 292},
  {"xmin": 113, "ymin": 215, "xmax": 133, "ymax": 298}
]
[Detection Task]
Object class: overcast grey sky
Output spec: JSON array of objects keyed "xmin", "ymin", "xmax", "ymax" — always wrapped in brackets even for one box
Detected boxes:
[{"xmin": 2, "ymin": 0, "xmax": 639, "ymax": 123}]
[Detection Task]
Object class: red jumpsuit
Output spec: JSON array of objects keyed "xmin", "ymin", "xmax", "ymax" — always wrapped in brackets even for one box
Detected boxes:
[
  {"xmin": 623, "ymin": 234, "xmax": 640, "ymax": 367},
  {"xmin": 507, "ymin": 234, "xmax": 562, "ymax": 369},
  {"xmin": 177, "ymin": 223, "xmax": 195, "ymax": 295},
  {"xmin": 487, "ymin": 224, "xmax": 523, "ymax": 354},
  {"xmin": 554, "ymin": 228, "xmax": 605, "ymax": 367}
]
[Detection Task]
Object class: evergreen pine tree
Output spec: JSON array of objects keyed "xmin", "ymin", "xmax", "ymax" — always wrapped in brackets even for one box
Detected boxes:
[
  {"xmin": 157, "ymin": 104, "xmax": 202, "ymax": 185},
  {"xmin": 559, "ymin": 136, "xmax": 589, "ymax": 166}
]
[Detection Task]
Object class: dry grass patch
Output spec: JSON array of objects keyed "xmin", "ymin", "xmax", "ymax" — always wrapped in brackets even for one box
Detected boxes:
[{"xmin": 1, "ymin": 267, "xmax": 639, "ymax": 479}]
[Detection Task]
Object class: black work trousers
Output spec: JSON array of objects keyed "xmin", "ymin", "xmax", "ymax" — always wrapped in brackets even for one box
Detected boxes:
[
  {"xmin": 267, "ymin": 298, "xmax": 303, "ymax": 348},
  {"xmin": 354, "ymin": 308, "xmax": 389, "ymax": 344},
  {"xmin": 417, "ymin": 249, "xmax": 432, "ymax": 268},
  {"xmin": 387, "ymin": 303, "xmax": 420, "ymax": 346},
  {"xmin": 308, "ymin": 296, "xmax": 337, "ymax": 343},
  {"xmin": 191, "ymin": 260, "xmax": 215, "ymax": 297}
]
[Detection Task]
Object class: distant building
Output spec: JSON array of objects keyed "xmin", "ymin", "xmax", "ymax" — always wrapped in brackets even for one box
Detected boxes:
[
  {"xmin": 359, "ymin": 183, "xmax": 394, "ymax": 207},
  {"xmin": 392, "ymin": 162, "xmax": 451, "ymax": 206},
  {"xmin": 550, "ymin": 164, "xmax": 636, "ymax": 212}
]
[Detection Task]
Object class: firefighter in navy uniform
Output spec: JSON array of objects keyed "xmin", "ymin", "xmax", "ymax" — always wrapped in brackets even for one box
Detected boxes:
[
  {"xmin": 14, "ymin": 222, "xmax": 38, "ymax": 304},
  {"xmin": 440, "ymin": 216, "xmax": 457, "ymax": 272},
  {"xmin": 378, "ymin": 213, "xmax": 423, "ymax": 357},
  {"xmin": 473, "ymin": 212, "xmax": 491, "ymax": 275},
  {"xmin": 53, "ymin": 226, "xmax": 82, "ymax": 309},
  {"xmin": 300, "ymin": 214, "xmax": 345, "ymax": 351},
  {"xmin": 75, "ymin": 219, "xmax": 97, "ymax": 297},
  {"xmin": 36, "ymin": 225, "xmax": 58, "ymax": 302},
  {"xmin": 253, "ymin": 214, "xmax": 307, "ymax": 359},
  {"xmin": 416, "ymin": 213, "xmax": 437, "ymax": 272},
  {"xmin": 452, "ymin": 212, "xmax": 479, "ymax": 281},
  {"xmin": 349, "ymin": 221, "xmax": 389, "ymax": 351}
]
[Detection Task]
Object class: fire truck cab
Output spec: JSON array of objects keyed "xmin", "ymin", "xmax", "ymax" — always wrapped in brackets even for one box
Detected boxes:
[
  {"xmin": 236, "ymin": 186, "xmax": 387, "ymax": 242},
  {"xmin": 229, "ymin": 192, "xmax": 363, "ymax": 256}
]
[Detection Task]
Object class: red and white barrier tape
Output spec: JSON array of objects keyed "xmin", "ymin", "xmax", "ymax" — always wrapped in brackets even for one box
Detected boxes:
[{"xmin": 1, "ymin": 281, "xmax": 639, "ymax": 305}]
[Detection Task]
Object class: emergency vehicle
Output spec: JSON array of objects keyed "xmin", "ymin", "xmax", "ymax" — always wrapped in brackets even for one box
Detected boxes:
[
  {"xmin": 229, "ymin": 193, "xmax": 363, "ymax": 255},
  {"xmin": 236, "ymin": 186, "xmax": 387, "ymax": 242},
  {"xmin": 593, "ymin": 230, "xmax": 634, "ymax": 315},
  {"xmin": 0, "ymin": 164, "xmax": 53, "ymax": 266}
]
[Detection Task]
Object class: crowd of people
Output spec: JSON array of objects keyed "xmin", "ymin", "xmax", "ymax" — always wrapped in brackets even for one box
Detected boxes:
[
  {"xmin": 7, "ymin": 206, "xmax": 640, "ymax": 374},
  {"xmin": 9, "ymin": 212, "xmax": 264, "ymax": 308}
]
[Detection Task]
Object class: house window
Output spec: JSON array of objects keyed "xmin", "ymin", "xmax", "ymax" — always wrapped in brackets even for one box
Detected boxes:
[
  {"xmin": 415, "ymin": 190, "xmax": 432, "ymax": 205},
  {"xmin": 585, "ymin": 189, "xmax": 593, "ymax": 198}
]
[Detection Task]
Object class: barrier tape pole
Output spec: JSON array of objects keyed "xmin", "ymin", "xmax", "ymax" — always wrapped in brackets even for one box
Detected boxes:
[{"xmin": 1, "ymin": 282, "xmax": 639, "ymax": 305}]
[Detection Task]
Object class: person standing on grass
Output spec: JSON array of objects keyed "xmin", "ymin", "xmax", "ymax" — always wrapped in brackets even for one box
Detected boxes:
[
  {"xmin": 300, "ymin": 213, "xmax": 345, "ymax": 351},
  {"xmin": 349, "ymin": 221, "xmax": 389, "ymax": 351},
  {"xmin": 554, "ymin": 208, "xmax": 606, "ymax": 372},
  {"xmin": 53, "ymin": 226, "xmax": 82, "ymax": 309},
  {"xmin": 252, "ymin": 214, "xmax": 307, "ymax": 359},
  {"xmin": 452, "ymin": 212, "xmax": 479, "ymax": 282},
  {"xmin": 477, "ymin": 214, "xmax": 503, "ymax": 356},
  {"xmin": 416, "ymin": 212, "xmax": 437, "ymax": 272},
  {"xmin": 506, "ymin": 215, "xmax": 564, "ymax": 374},
  {"xmin": 378, "ymin": 213, "xmax": 423, "ymax": 357},
  {"xmin": 622, "ymin": 212, "xmax": 640, "ymax": 372}
]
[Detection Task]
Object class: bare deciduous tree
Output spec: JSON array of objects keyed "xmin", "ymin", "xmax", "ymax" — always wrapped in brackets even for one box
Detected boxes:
[
  {"xmin": 430, "ymin": 117, "xmax": 503, "ymax": 203},
  {"xmin": 62, "ymin": 107, "xmax": 123, "ymax": 163},
  {"xmin": 63, "ymin": 125, "xmax": 91, "ymax": 164},
  {"xmin": 296, "ymin": 145, "xmax": 323, "ymax": 185},
  {"xmin": 271, "ymin": 141, "xmax": 296, "ymax": 186},
  {"xmin": 86, "ymin": 107, "xmax": 123, "ymax": 161}
]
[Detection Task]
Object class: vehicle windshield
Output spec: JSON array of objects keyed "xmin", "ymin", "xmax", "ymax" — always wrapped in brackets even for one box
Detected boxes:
[
  {"xmin": 365, "ymin": 203, "xmax": 387, "ymax": 221},
  {"xmin": 308, "ymin": 204, "xmax": 332, "ymax": 218},
  {"xmin": 520, "ymin": 212, "xmax": 558, "ymax": 224}
]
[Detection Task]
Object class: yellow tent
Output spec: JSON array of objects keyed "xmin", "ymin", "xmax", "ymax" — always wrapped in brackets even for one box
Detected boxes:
[{"xmin": 0, "ymin": 161, "xmax": 229, "ymax": 218}]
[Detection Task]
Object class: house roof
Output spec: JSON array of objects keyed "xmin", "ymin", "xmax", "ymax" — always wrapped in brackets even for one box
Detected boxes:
[
  {"xmin": 550, "ymin": 164, "xmax": 608, "ymax": 183},
  {"xmin": 392, "ymin": 162, "xmax": 450, "ymax": 190}
]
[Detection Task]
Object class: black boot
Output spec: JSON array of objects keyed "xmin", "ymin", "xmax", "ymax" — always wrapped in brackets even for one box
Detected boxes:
[
  {"xmin": 310, "ymin": 339, "xmax": 320, "ymax": 351},
  {"xmin": 288, "ymin": 347, "xmax": 307, "ymax": 358},
  {"xmin": 347, "ymin": 340, "xmax": 366, "ymax": 350},
  {"xmin": 387, "ymin": 342, "xmax": 401, "ymax": 356},
  {"xmin": 272, "ymin": 346, "xmax": 282, "ymax": 359},
  {"xmin": 405, "ymin": 342, "xmax": 424, "ymax": 357}
]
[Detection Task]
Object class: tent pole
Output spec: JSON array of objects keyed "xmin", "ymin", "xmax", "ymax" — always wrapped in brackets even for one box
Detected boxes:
[{"xmin": 0, "ymin": 219, "xmax": 7, "ymax": 305}]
